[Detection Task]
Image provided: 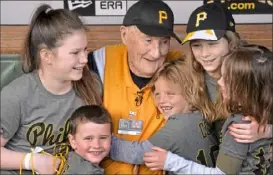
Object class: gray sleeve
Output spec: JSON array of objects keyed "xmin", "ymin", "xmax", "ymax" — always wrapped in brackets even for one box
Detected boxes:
[
  {"xmin": 148, "ymin": 124, "xmax": 173, "ymax": 150},
  {"xmin": 110, "ymin": 135, "xmax": 153, "ymax": 165},
  {"xmin": 148, "ymin": 116, "xmax": 183, "ymax": 151},
  {"xmin": 63, "ymin": 152, "xmax": 104, "ymax": 174},
  {"xmin": 220, "ymin": 115, "xmax": 248, "ymax": 160},
  {"xmin": 267, "ymin": 124, "xmax": 272, "ymax": 138},
  {"xmin": 62, "ymin": 167, "xmax": 76, "ymax": 174},
  {"xmin": 164, "ymin": 151, "xmax": 226, "ymax": 174},
  {"xmin": 214, "ymin": 115, "xmax": 248, "ymax": 174},
  {"xmin": 219, "ymin": 130, "xmax": 248, "ymax": 159},
  {"xmin": 216, "ymin": 151, "xmax": 243, "ymax": 174},
  {"xmin": 64, "ymin": 166, "xmax": 103, "ymax": 175},
  {"xmin": 0, "ymin": 85, "xmax": 22, "ymax": 141}
]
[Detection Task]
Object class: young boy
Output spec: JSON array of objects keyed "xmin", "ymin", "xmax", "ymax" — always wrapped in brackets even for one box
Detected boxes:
[{"xmin": 61, "ymin": 105, "xmax": 112, "ymax": 174}]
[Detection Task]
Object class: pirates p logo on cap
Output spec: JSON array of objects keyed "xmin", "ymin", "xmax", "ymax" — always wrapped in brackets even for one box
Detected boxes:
[
  {"xmin": 195, "ymin": 11, "xmax": 207, "ymax": 27},
  {"xmin": 182, "ymin": 3, "xmax": 236, "ymax": 44},
  {"xmin": 122, "ymin": 0, "xmax": 182, "ymax": 44},
  {"xmin": 159, "ymin": 10, "xmax": 168, "ymax": 24}
]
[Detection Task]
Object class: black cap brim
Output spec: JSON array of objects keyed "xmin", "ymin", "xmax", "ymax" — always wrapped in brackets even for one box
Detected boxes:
[{"xmin": 136, "ymin": 25, "xmax": 182, "ymax": 44}]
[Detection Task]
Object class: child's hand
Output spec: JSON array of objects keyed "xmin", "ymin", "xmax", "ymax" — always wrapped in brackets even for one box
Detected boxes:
[
  {"xmin": 143, "ymin": 146, "xmax": 167, "ymax": 171},
  {"xmin": 33, "ymin": 153, "xmax": 60, "ymax": 174},
  {"xmin": 228, "ymin": 116, "xmax": 270, "ymax": 143}
]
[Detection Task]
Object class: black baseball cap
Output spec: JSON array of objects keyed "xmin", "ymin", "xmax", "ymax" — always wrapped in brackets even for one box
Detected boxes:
[
  {"xmin": 182, "ymin": 3, "xmax": 236, "ymax": 44},
  {"xmin": 123, "ymin": 0, "xmax": 182, "ymax": 44}
]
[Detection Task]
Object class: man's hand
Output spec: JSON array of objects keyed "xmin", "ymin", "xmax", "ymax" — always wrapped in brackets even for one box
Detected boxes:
[{"xmin": 143, "ymin": 146, "xmax": 167, "ymax": 171}]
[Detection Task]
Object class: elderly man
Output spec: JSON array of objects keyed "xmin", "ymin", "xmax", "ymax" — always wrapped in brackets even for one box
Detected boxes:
[{"xmin": 87, "ymin": 0, "xmax": 182, "ymax": 174}]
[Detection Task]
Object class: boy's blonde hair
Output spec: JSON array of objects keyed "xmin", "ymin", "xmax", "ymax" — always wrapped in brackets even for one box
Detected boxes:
[{"xmin": 149, "ymin": 58, "xmax": 217, "ymax": 121}]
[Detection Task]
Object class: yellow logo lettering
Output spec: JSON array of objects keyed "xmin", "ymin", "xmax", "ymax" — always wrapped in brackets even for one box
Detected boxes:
[
  {"xmin": 196, "ymin": 12, "xmax": 207, "ymax": 27},
  {"xmin": 159, "ymin": 11, "xmax": 168, "ymax": 24}
]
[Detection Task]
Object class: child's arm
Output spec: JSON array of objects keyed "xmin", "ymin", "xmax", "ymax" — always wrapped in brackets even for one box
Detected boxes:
[
  {"xmin": 1, "ymin": 86, "xmax": 60, "ymax": 174},
  {"xmin": 229, "ymin": 116, "xmax": 272, "ymax": 143},
  {"xmin": 1, "ymin": 136, "xmax": 60, "ymax": 174},
  {"xmin": 144, "ymin": 146, "xmax": 243, "ymax": 174},
  {"xmin": 143, "ymin": 146, "xmax": 226, "ymax": 173},
  {"xmin": 144, "ymin": 146, "xmax": 245, "ymax": 174},
  {"xmin": 110, "ymin": 135, "xmax": 153, "ymax": 164},
  {"xmin": 110, "ymin": 116, "xmax": 179, "ymax": 164},
  {"xmin": 146, "ymin": 115, "xmax": 250, "ymax": 174},
  {"xmin": 164, "ymin": 151, "xmax": 226, "ymax": 174}
]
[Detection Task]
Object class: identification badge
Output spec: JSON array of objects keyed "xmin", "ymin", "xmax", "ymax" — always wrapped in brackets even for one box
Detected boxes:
[{"xmin": 118, "ymin": 119, "xmax": 143, "ymax": 135}]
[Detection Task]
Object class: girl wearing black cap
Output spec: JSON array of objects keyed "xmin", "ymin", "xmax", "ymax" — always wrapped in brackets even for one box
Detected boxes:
[{"xmin": 179, "ymin": 1, "xmax": 272, "ymax": 152}]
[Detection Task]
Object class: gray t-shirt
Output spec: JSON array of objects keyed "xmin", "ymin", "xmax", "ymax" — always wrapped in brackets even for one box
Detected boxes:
[
  {"xmin": 150, "ymin": 111, "xmax": 219, "ymax": 167},
  {"xmin": 205, "ymin": 72, "xmax": 224, "ymax": 141},
  {"xmin": 61, "ymin": 151, "xmax": 104, "ymax": 174},
  {"xmin": 111, "ymin": 111, "xmax": 219, "ymax": 172},
  {"xmin": 205, "ymin": 72, "xmax": 217, "ymax": 103},
  {"xmin": 1, "ymin": 72, "xmax": 83, "ymax": 173},
  {"xmin": 217, "ymin": 114, "xmax": 272, "ymax": 174}
]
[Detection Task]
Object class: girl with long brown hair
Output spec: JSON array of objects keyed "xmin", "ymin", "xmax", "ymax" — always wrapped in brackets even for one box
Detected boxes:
[{"xmin": 1, "ymin": 4, "xmax": 101, "ymax": 174}]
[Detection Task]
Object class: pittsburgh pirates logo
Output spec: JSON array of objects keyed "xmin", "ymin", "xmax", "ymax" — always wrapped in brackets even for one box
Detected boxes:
[
  {"xmin": 195, "ymin": 11, "xmax": 207, "ymax": 27},
  {"xmin": 159, "ymin": 10, "xmax": 168, "ymax": 24}
]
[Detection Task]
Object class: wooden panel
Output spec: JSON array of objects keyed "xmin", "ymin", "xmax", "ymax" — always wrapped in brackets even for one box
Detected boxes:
[{"xmin": 0, "ymin": 24, "xmax": 272, "ymax": 54}]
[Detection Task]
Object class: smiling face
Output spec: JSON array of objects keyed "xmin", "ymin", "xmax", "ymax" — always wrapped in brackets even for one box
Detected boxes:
[
  {"xmin": 190, "ymin": 37, "xmax": 229, "ymax": 78},
  {"xmin": 50, "ymin": 29, "xmax": 88, "ymax": 81},
  {"xmin": 68, "ymin": 121, "xmax": 111, "ymax": 164},
  {"xmin": 122, "ymin": 26, "xmax": 170, "ymax": 78},
  {"xmin": 153, "ymin": 77, "xmax": 189, "ymax": 120}
]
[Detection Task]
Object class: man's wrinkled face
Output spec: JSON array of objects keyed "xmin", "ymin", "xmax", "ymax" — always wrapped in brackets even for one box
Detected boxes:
[{"xmin": 123, "ymin": 26, "xmax": 170, "ymax": 78}]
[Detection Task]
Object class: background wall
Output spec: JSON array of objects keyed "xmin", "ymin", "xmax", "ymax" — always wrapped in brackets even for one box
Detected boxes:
[
  {"xmin": 1, "ymin": 1, "xmax": 272, "ymax": 53},
  {"xmin": 1, "ymin": 24, "xmax": 272, "ymax": 54},
  {"xmin": 1, "ymin": 1, "xmax": 272, "ymax": 25}
]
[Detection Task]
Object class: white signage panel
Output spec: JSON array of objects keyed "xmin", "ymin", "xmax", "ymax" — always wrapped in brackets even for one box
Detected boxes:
[{"xmin": 1, "ymin": 1, "xmax": 272, "ymax": 25}]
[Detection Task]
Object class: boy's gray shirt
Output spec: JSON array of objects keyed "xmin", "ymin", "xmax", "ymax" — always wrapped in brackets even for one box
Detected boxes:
[
  {"xmin": 111, "ymin": 111, "xmax": 219, "ymax": 170},
  {"xmin": 62, "ymin": 151, "xmax": 104, "ymax": 174},
  {"xmin": 1, "ymin": 72, "xmax": 83, "ymax": 173}
]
